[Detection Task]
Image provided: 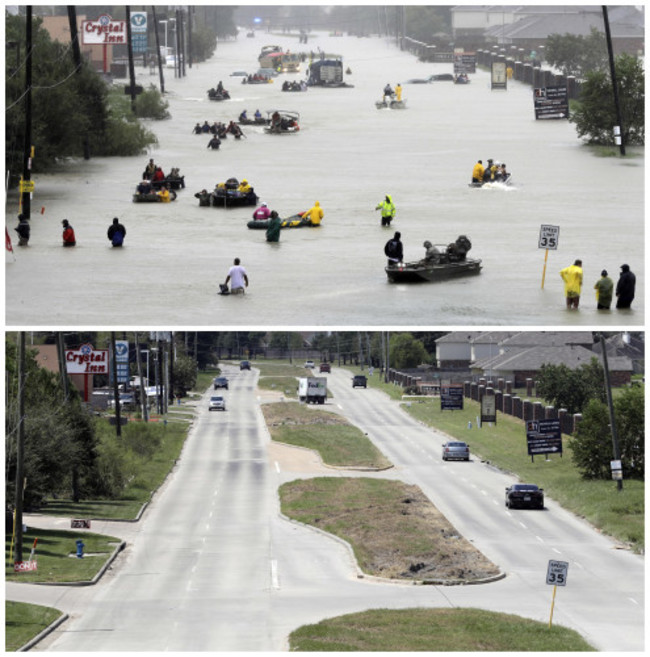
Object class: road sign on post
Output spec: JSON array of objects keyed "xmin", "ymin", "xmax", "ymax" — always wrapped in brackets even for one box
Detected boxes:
[
  {"xmin": 539, "ymin": 224, "xmax": 560, "ymax": 289},
  {"xmin": 526, "ymin": 419, "xmax": 562, "ymax": 461},
  {"xmin": 546, "ymin": 559, "xmax": 569, "ymax": 628}
]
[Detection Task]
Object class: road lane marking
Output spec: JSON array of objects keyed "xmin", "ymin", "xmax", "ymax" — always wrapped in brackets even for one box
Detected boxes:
[
  {"xmin": 518, "ymin": 521, "xmax": 527, "ymax": 529},
  {"xmin": 552, "ymin": 547, "xmax": 562, "ymax": 554},
  {"xmin": 337, "ymin": 404, "xmax": 343, "ymax": 410},
  {"xmin": 271, "ymin": 559, "xmax": 280, "ymax": 589},
  {"xmin": 628, "ymin": 597, "xmax": 639, "ymax": 605},
  {"xmin": 275, "ymin": 461, "xmax": 280, "ymax": 473},
  {"xmin": 536, "ymin": 535, "xmax": 544, "ymax": 543},
  {"xmin": 480, "ymin": 489, "xmax": 487, "ymax": 496}
]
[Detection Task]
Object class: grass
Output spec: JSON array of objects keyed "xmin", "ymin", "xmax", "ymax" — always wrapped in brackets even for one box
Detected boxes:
[
  {"xmin": 263, "ymin": 402, "xmax": 390, "ymax": 469},
  {"xmin": 279, "ymin": 477, "xmax": 499, "ymax": 581},
  {"xmin": 6, "ymin": 601, "xmax": 63, "ymax": 652},
  {"xmin": 257, "ymin": 376, "xmax": 299, "ymax": 398},
  {"xmin": 195, "ymin": 368, "xmax": 221, "ymax": 394},
  {"xmin": 5, "ymin": 528, "xmax": 121, "ymax": 584},
  {"xmin": 289, "ymin": 607, "xmax": 595, "ymax": 651},
  {"xmin": 38, "ymin": 420, "xmax": 189, "ymax": 520}
]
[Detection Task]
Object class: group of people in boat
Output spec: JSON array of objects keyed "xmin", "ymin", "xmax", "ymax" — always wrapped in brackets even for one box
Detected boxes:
[
  {"xmin": 194, "ymin": 120, "xmax": 243, "ymax": 140},
  {"xmin": 134, "ymin": 159, "xmax": 185, "ymax": 201},
  {"xmin": 239, "ymin": 109, "xmax": 264, "ymax": 123},
  {"xmin": 208, "ymin": 81, "xmax": 230, "ymax": 99},
  {"xmin": 269, "ymin": 111, "xmax": 298, "ymax": 133},
  {"xmin": 471, "ymin": 158, "xmax": 510, "ymax": 184},
  {"xmin": 244, "ymin": 73, "xmax": 271, "ymax": 83},
  {"xmin": 282, "ymin": 79, "xmax": 307, "ymax": 92},
  {"xmin": 382, "ymin": 82, "xmax": 403, "ymax": 102},
  {"xmin": 195, "ymin": 177, "xmax": 256, "ymax": 206}
]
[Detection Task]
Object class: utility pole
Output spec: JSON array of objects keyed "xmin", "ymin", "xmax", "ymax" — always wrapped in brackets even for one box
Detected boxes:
[
  {"xmin": 125, "ymin": 6, "xmax": 137, "ymax": 112},
  {"xmin": 602, "ymin": 6, "xmax": 626, "ymax": 156},
  {"xmin": 134, "ymin": 333, "xmax": 149, "ymax": 422},
  {"xmin": 14, "ymin": 332, "xmax": 26, "ymax": 565},
  {"xmin": 175, "ymin": 8, "xmax": 182, "ymax": 78},
  {"xmin": 111, "ymin": 332, "xmax": 122, "ymax": 437},
  {"xmin": 56, "ymin": 332, "xmax": 69, "ymax": 400},
  {"xmin": 152, "ymin": 6, "xmax": 165, "ymax": 93},
  {"xmin": 598, "ymin": 332, "xmax": 623, "ymax": 490},
  {"xmin": 67, "ymin": 6, "xmax": 90, "ymax": 159},
  {"xmin": 384, "ymin": 331, "xmax": 390, "ymax": 383},
  {"xmin": 187, "ymin": 6, "xmax": 193, "ymax": 69},
  {"xmin": 20, "ymin": 6, "xmax": 33, "ymax": 219}
]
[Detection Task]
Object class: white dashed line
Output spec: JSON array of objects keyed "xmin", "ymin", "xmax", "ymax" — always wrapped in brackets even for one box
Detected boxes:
[
  {"xmin": 552, "ymin": 547, "xmax": 562, "ymax": 555},
  {"xmin": 275, "ymin": 460, "xmax": 280, "ymax": 473},
  {"xmin": 270, "ymin": 559, "xmax": 280, "ymax": 589}
]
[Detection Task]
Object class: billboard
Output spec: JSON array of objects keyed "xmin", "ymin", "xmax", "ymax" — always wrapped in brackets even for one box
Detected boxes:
[
  {"xmin": 65, "ymin": 344, "xmax": 109, "ymax": 375},
  {"xmin": 534, "ymin": 85, "xmax": 569, "ymax": 119},
  {"xmin": 526, "ymin": 419, "xmax": 562, "ymax": 455},
  {"xmin": 441, "ymin": 384, "xmax": 464, "ymax": 411}
]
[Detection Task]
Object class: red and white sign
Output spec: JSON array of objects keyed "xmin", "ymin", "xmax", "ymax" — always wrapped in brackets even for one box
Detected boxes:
[
  {"xmin": 14, "ymin": 560, "xmax": 38, "ymax": 572},
  {"xmin": 65, "ymin": 344, "xmax": 109, "ymax": 374},
  {"xmin": 81, "ymin": 14, "xmax": 127, "ymax": 45}
]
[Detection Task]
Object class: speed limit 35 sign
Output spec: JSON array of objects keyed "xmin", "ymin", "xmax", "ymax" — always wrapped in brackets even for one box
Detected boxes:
[
  {"xmin": 546, "ymin": 559, "xmax": 569, "ymax": 586},
  {"xmin": 539, "ymin": 224, "xmax": 560, "ymax": 250}
]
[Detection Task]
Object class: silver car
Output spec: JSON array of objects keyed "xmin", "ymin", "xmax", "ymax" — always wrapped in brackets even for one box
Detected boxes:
[
  {"xmin": 209, "ymin": 395, "xmax": 226, "ymax": 411},
  {"xmin": 441, "ymin": 441, "xmax": 470, "ymax": 461}
]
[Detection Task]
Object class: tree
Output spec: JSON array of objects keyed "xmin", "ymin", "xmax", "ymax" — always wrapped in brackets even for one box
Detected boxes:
[
  {"xmin": 571, "ymin": 385, "xmax": 644, "ymax": 480},
  {"xmin": 173, "ymin": 354, "xmax": 198, "ymax": 397},
  {"xmin": 389, "ymin": 333, "xmax": 429, "ymax": 369},
  {"xmin": 545, "ymin": 28, "xmax": 607, "ymax": 78},
  {"xmin": 5, "ymin": 339, "xmax": 99, "ymax": 508},
  {"xmin": 569, "ymin": 53, "xmax": 644, "ymax": 146},
  {"xmin": 190, "ymin": 23, "xmax": 217, "ymax": 62},
  {"xmin": 535, "ymin": 359, "xmax": 606, "ymax": 415}
]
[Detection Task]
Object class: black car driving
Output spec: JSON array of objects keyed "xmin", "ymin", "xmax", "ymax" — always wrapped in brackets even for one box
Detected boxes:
[
  {"xmin": 213, "ymin": 377, "xmax": 229, "ymax": 390},
  {"xmin": 505, "ymin": 483, "xmax": 544, "ymax": 509}
]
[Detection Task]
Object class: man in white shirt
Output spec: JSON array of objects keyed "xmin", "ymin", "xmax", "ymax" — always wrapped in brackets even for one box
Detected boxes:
[{"xmin": 224, "ymin": 258, "xmax": 249, "ymax": 295}]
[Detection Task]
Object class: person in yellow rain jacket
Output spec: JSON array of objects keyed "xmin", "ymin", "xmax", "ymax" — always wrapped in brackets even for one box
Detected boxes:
[
  {"xmin": 238, "ymin": 179, "xmax": 252, "ymax": 193},
  {"xmin": 471, "ymin": 160, "xmax": 484, "ymax": 183},
  {"xmin": 395, "ymin": 83, "xmax": 402, "ymax": 101},
  {"xmin": 375, "ymin": 194, "xmax": 396, "ymax": 226},
  {"xmin": 304, "ymin": 201, "xmax": 323, "ymax": 225},
  {"xmin": 157, "ymin": 185, "xmax": 171, "ymax": 203},
  {"xmin": 560, "ymin": 259, "xmax": 583, "ymax": 309}
]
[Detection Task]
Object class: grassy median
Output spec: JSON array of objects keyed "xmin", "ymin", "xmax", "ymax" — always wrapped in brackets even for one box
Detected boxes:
[
  {"xmin": 289, "ymin": 608, "xmax": 595, "ymax": 651},
  {"xmin": 5, "ymin": 601, "xmax": 63, "ymax": 652},
  {"xmin": 263, "ymin": 402, "xmax": 390, "ymax": 469}
]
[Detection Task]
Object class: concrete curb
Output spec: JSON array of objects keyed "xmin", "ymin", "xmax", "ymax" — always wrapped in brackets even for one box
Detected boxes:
[
  {"xmin": 278, "ymin": 511, "xmax": 506, "ymax": 587},
  {"xmin": 17, "ymin": 612, "xmax": 69, "ymax": 652},
  {"xmin": 32, "ymin": 540, "xmax": 126, "ymax": 587}
]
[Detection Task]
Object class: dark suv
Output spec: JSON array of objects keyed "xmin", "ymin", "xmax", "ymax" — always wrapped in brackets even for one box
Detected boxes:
[
  {"xmin": 352, "ymin": 375, "xmax": 367, "ymax": 388},
  {"xmin": 213, "ymin": 377, "xmax": 229, "ymax": 390},
  {"xmin": 240, "ymin": 360, "xmax": 251, "ymax": 370}
]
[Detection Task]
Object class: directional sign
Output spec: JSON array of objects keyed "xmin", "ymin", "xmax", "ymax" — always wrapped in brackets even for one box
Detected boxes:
[
  {"xmin": 546, "ymin": 560, "xmax": 569, "ymax": 586},
  {"xmin": 539, "ymin": 224, "xmax": 560, "ymax": 250},
  {"xmin": 441, "ymin": 384, "xmax": 463, "ymax": 411},
  {"xmin": 534, "ymin": 85, "xmax": 569, "ymax": 120},
  {"xmin": 481, "ymin": 393, "xmax": 496, "ymax": 424},
  {"xmin": 526, "ymin": 419, "xmax": 562, "ymax": 455}
]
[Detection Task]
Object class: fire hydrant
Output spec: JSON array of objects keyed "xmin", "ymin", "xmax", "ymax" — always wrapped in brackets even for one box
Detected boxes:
[{"xmin": 75, "ymin": 539, "xmax": 85, "ymax": 558}]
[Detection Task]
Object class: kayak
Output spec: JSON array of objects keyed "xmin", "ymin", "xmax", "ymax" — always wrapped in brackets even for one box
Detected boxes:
[{"xmin": 247, "ymin": 213, "xmax": 317, "ymax": 229}]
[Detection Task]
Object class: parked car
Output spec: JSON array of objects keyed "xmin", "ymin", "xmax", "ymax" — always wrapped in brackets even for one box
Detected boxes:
[
  {"xmin": 107, "ymin": 393, "xmax": 136, "ymax": 411},
  {"xmin": 304, "ymin": 360, "xmax": 315, "ymax": 369},
  {"xmin": 209, "ymin": 395, "xmax": 226, "ymax": 411},
  {"xmin": 240, "ymin": 360, "xmax": 251, "ymax": 370},
  {"xmin": 505, "ymin": 483, "xmax": 544, "ymax": 509},
  {"xmin": 441, "ymin": 441, "xmax": 470, "ymax": 461},
  {"xmin": 319, "ymin": 363, "xmax": 331, "ymax": 373},
  {"xmin": 213, "ymin": 377, "xmax": 229, "ymax": 390},
  {"xmin": 352, "ymin": 375, "xmax": 367, "ymax": 388}
]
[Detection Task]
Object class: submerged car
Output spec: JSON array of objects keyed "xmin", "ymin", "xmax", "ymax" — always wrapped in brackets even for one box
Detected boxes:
[
  {"xmin": 441, "ymin": 441, "xmax": 470, "ymax": 461},
  {"xmin": 213, "ymin": 377, "xmax": 229, "ymax": 390},
  {"xmin": 209, "ymin": 395, "xmax": 226, "ymax": 411},
  {"xmin": 505, "ymin": 483, "xmax": 544, "ymax": 509}
]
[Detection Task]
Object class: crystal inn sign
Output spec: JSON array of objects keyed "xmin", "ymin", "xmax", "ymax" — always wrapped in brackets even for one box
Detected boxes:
[
  {"xmin": 65, "ymin": 344, "xmax": 109, "ymax": 375},
  {"xmin": 81, "ymin": 14, "xmax": 127, "ymax": 45}
]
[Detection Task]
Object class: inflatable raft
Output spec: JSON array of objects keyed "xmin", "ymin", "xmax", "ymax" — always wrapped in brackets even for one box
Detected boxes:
[
  {"xmin": 133, "ymin": 189, "xmax": 177, "ymax": 202},
  {"xmin": 247, "ymin": 213, "xmax": 316, "ymax": 229}
]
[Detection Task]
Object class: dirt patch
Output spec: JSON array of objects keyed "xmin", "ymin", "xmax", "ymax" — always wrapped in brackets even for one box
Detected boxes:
[{"xmin": 281, "ymin": 477, "xmax": 501, "ymax": 583}]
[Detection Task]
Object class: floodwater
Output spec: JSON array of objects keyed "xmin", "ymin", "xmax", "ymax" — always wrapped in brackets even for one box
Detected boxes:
[{"xmin": 5, "ymin": 31, "xmax": 644, "ymax": 326}]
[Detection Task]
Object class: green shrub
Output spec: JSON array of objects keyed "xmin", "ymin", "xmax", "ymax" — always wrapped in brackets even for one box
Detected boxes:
[{"xmin": 134, "ymin": 85, "xmax": 170, "ymax": 120}]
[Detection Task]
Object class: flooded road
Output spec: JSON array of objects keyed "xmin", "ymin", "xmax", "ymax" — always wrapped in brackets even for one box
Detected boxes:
[{"xmin": 5, "ymin": 31, "xmax": 643, "ymax": 326}]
